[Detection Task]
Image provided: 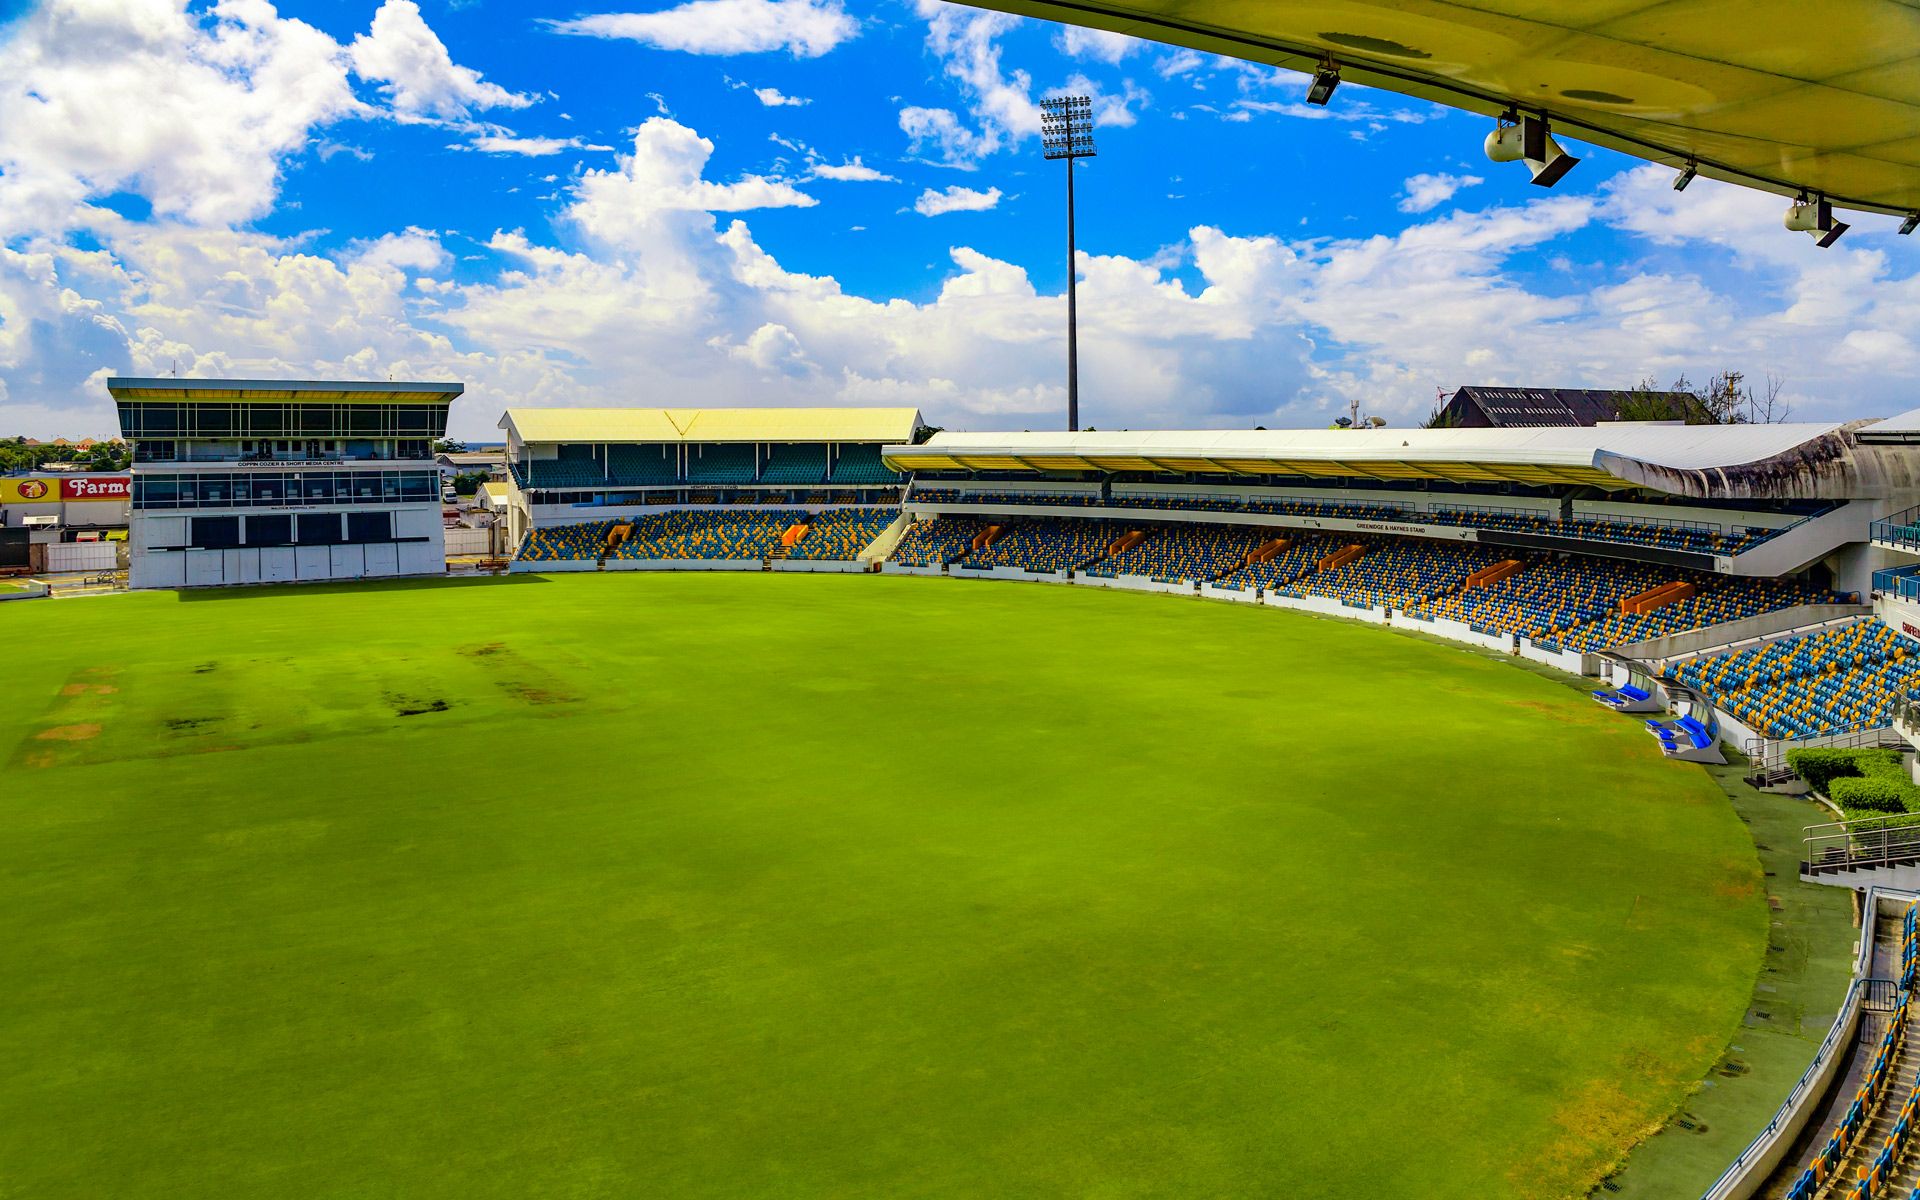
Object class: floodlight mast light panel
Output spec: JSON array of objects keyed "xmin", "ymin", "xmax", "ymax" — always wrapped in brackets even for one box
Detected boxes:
[{"xmin": 1040, "ymin": 96, "xmax": 1097, "ymax": 160}]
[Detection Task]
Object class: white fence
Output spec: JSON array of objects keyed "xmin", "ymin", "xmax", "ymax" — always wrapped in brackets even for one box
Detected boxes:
[{"xmin": 45, "ymin": 541, "xmax": 119, "ymax": 573}]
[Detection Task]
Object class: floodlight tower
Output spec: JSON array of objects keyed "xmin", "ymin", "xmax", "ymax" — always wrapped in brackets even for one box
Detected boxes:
[{"xmin": 1040, "ymin": 95, "xmax": 1095, "ymax": 432}]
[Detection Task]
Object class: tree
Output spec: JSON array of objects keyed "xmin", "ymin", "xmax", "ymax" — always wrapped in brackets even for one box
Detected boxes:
[
  {"xmin": 1421, "ymin": 402, "xmax": 1460, "ymax": 429},
  {"xmin": 452, "ymin": 471, "xmax": 490, "ymax": 497},
  {"xmin": 432, "ymin": 438, "xmax": 469, "ymax": 454},
  {"xmin": 1654, "ymin": 370, "xmax": 1794, "ymax": 424}
]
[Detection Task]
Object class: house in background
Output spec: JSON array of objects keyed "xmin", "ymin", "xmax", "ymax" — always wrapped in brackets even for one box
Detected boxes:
[{"xmin": 1432, "ymin": 385, "xmax": 1707, "ymax": 429}]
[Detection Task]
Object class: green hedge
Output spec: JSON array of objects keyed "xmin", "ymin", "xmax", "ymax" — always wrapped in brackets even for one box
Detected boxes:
[
  {"xmin": 1831, "ymin": 775, "xmax": 1913, "ymax": 814},
  {"xmin": 1792, "ymin": 748, "xmax": 1877, "ymax": 792},
  {"xmin": 1790, "ymin": 747, "xmax": 1919, "ymax": 816}
]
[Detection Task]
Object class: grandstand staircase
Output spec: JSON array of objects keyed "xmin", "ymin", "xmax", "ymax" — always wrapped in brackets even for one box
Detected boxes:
[{"xmin": 1808, "ymin": 1001, "xmax": 1920, "ymax": 1199}]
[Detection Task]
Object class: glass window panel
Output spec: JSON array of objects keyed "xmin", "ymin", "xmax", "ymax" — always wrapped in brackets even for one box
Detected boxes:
[
  {"xmin": 296, "ymin": 513, "xmax": 343, "ymax": 545},
  {"xmin": 191, "ymin": 516, "xmax": 241, "ymax": 549},
  {"xmin": 346, "ymin": 511, "xmax": 391, "ymax": 543},
  {"xmin": 246, "ymin": 515, "xmax": 292, "ymax": 546}
]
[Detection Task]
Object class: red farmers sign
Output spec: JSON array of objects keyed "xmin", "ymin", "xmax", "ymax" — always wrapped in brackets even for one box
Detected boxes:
[{"xmin": 60, "ymin": 476, "xmax": 130, "ymax": 500}]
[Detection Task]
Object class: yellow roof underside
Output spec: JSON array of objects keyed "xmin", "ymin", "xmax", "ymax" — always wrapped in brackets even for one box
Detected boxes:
[
  {"xmin": 959, "ymin": 0, "xmax": 1920, "ymax": 215},
  {"xmin": 504, "ymin": 407, "xmax": 923, "ymax": 445},
  {"xmin": 886, "ymin": 450, "xmax": 1627, "ymax": 488}
]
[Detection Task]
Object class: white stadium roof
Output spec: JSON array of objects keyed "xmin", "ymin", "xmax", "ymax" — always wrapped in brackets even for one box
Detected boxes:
[{"xmin": 885, "ymin": 419, "xmax": 1920, "ymax": 499}]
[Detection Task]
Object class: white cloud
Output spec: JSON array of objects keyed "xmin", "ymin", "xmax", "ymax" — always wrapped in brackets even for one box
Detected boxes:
[
  {"xmin": 903, "ymin": 4, "xmax": 1147, "ymax": 166},
  {"xmin": 809, "ymin": 157, "xmax": 896, "ymax": 183},
  {"xmin": 1156, "ymin": 49, "xmax": 1203, "ymax": 78},
  {"xmin": 569, "ymin": 117, "xmax": 816, "ymax": 251},
  {"xmin": 458, "ymin": 132, "xmax": 610, "ymax": 156},
  {"xmin": 349, "ymin": 0, "xmax": 533, "ymax": 121},
  {"xmin": 1055, "ymin": 27, "xmax": 1139, "ymax": 64},
  {"xmin": 914, "ymin": 185, "xmax": 1002, "ymax": 216},
  {"xmin": 1397, "ymin": 172, "xmax": 1483, "ymax": 214},
  {"xmin": 0, "ymin": 0, "xmax": 361, "ymax": 234},
  {"xmin": 546, "ymin": 0, "xmax": 857, "ymax": 58},
  {"xmin": 753, "ymin": 86, "xmax": 808, "ymax": 107},
  {"xmin": 346, "ymin": 227, "xmax": 450, "ymax": 275}
]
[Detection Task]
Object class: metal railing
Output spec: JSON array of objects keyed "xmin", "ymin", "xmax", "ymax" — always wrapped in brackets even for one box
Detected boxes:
[
  {"xmin": 1871, "ymin": 502, "xmax": 1920, "ymax": 553},
  {"xmin": 1697, "ymin": 888, "xmax": 1916, "ymax": 1200},
  {"xmin": 1743, "ymin": 725, "xmax": 1905, "ymax": 788},
  {"xmin": 1873, "ymin": 564, "xmax": 1920, "ymax": 602},
  {"xmin": 1699, "ymin": 977, "xmax": 1867, "ymax": 1198},
  {"xmin": 1804, "ymin": 811, "xmax": 1920, "ymax": 876}
]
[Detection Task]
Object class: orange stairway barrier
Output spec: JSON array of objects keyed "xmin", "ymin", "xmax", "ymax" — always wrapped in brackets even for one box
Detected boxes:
[
  {"xmin": 1620, "ymin": 581, "xmax": 1694, "ymax": 614},
  {"xmin": 605, "ymin": 523, "xmax": 633, "ymax": 551},
  {"xmin": 972, "ymin": 524, "xmax": 1005, "ymax": 551},
  {"xmin": 1317, "ymin": 543, "xmax": 1364, "ymax": 570},
  {"xmin": 1107, "ymin": 530, "xmax": 1147, "ymax": 555},
  {"xmin": 1244, "ymin": 536, "xmax": 1290, "ymax": 566},
  {"xmin": 781, "ymin": 522, "xmax": 810, "ymax": 547},
  {"xmin": 1465, "ymin": 559, "xmax": 1525, "ymax": 590}
]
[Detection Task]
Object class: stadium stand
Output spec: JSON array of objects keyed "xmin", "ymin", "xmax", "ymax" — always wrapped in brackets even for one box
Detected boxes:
[
  {"xmin": 1560, "ymin": 575, "xmax": 1833, "ymax": 650},
  {"xmin": 830, "ymin": 445, "xmax": 902, "ymax": 485},
  {"xmin": 527, "ymin": 459, "xmax": 606, "ymax": 489},
  {"xmin": 1209, "ymin": 533, "xmax": 1350, "ymax": 592},
  {"xmin": 685, "ymin": 445, "xmax": 758, "ymax": 485},
  {"xmin": 1407, "ymin": 556, "xmax": 1677, "ymax": 639},
  {"xmin": 967, "ymin": 519, "xmax": 1116, "ymax": 573},
  {"xmin": 788, "ymin": 508, "xmax": 894, "ymax": 560},
  {"xmin": 1283, "ymin": 538, "xmax": 1507, "ymax": 609},
  {"xmin": 518, "ymin": 520, "xmax": 616, "ymax": 562},
  {"xmin": 911, "ymin": 489, "xmax": 1793, "ymax": 557},
  {"xmin": 1674, "ymin": 619, "xmax": 1920, "ymax": 738},
  {"xmin": 760, "ymin": 445, "xmax": 830, "ymax": 486},
  {"xmin": 1779, "ymin": 906, "xmax": 1919, "ymax": 1200},
  {"xmin": 608, "ymin": 444, "xmax": 678, "ymax": 486},
  {"xmin": 608, "ymin": 509, "xmax": 802, "ymax": 560},
  {"xmin": 1092, "ymin": 523, "xmax": 1273, "ymax": 582},
  {"xmin": 888, "ymin": 515, "xmax": 993, "ymax": 567}
]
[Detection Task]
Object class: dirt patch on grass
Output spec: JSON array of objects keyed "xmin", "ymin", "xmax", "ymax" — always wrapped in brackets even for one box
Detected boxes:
[
  {"xmin": 385, "ymin": 691, "xmax": 451, "ymax": 717},
  {"xmin": 165, "ymin": 716, "xmax": 222, "ymax": 734},
  {"xmin": 501, "ymin": 681, "xmax": 576, "ymax": 706},
  {"xmin": 460, "ymin": 642, "xmax": 508, "ymax": 658},
  {"xmin": 60, "ymin": 683, "xmax": 118, "ymax": 697},
  {"xmin": 35, "ymin": 724, "xmax": 100, "ymax": 742},
  {"xmin": 20, "ymin": 749, "xmax": 57, "ymax": 768}
]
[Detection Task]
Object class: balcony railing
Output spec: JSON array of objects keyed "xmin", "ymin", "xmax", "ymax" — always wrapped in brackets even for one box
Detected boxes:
[
  {"xmin": 1871, "ymin": 502, "xmax": 1920, "ymax": 552},
  {"xmin": 1872, "ymin": 564, "xmax": 1920, "ymax": 602}
]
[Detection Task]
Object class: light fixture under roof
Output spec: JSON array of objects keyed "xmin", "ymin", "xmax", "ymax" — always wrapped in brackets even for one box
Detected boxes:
[
  {"xmin": 1485, "ymin": 112, "xmax": 1579, "ymax": 188},
  {"xmin": 1901, "ymin": 213, "xmax": 1919, "ymax": 236},
  {"xmin": 1784, "ymin": 193, "xmax": 1849, "ymax": 248},
  {"xmin": 1673, "ymin": 158, "xmax": 1697, "ymax": 191},
  {"xmin": 1306, "ymin": 60, "xmax": 1340, "ymax": 106}
]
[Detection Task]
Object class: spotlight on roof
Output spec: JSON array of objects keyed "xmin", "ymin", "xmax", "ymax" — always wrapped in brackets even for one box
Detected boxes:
[
  {"xmin": 1785, "ymin": 194, "xmax": 1849, "ymax": 248},
  {"xmin": 1901, "ymin": 213, "xmax": 1920, "ymax": 236},
  {"xmin": 1306, "ymin": 61, "xmax": 1340, "ymax": 107},
  {"xmin": 1484, "ymin": 112, "xmax": 1579, "ymax": 188},
  {"xmin": 1673, "ymin": 158, "xmax": 1697, "ymax": 191}
]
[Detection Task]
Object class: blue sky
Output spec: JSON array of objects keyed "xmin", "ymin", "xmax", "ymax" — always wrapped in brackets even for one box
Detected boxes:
[{"xmin": 1, "ymin": 0, "xmax": 1916, "ymax": 439}]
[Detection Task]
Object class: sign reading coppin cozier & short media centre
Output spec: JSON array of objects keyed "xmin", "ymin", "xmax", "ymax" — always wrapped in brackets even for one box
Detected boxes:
[{"xmin": 0, "ymin": 476, "xmax": 130, "ymax": 503}]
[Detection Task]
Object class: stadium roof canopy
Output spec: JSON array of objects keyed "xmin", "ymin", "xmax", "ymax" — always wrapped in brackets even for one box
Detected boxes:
[
  {"xmin": 499, "ymin": 407, "xmax": 924, "ymax": 445},
  {"xmin": 105, "ymin": 377, "xmax": 463, "ymax": 405},
  {"xmin": 959, "ymin": 0, "xmax": 1920, "ymax": 218},
  {"xmin": 884, "ymin": 420, "xmax": 1920, "ymax": 499}
]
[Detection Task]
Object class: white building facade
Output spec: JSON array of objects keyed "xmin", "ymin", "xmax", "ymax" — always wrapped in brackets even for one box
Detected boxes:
[{"xmin": 110, "ymin": 378, "xmax": 462, "ymax": 589}]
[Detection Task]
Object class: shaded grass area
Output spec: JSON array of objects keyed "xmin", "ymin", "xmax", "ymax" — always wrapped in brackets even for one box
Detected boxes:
[
  {"xmin": 1598, "ymin": 757, "xmax": 1855, "ymax": 1197},
  {"xmin": 0, "ymin": 573, "xmax": 1769, "ymax": 1198}
]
